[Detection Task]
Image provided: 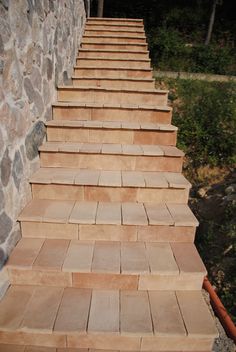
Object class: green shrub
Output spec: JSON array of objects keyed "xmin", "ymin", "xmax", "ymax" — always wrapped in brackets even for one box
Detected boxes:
[{"xmin": 163, "ymin": 78, "xmax": 236, "ymax": 168}]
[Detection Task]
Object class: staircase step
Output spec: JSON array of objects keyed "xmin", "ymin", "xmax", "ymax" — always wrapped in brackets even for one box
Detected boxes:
[
  {"xmin": 87, "ymin": 17, "xmax": 144, "ymax": 25},
  {"xmin": 7, "ymin": 239, "xmax": 206, "ymax": 290},
  {"xmin": 82, "ymin": 35, "xmax": 146, "ymax": 44},
  {"xmin": 72, "ymin": 77, "xmax": 155, "ymax": 89},
  {"xmin": 81, "ymin": 42, "xmax": 148, "ymax": 51},
  {"xmin": 74, "ymin": 66, "xmax": 152, "ymax": 79},
  {"xmin": 86, "ymin": 23, "xmax": 144, "ymax": 30},
  {"xmin": 84, "ymin": 29, "xmax": 145, "ymax": 36},
  {"xmin": 78, "ymin": 48, "xmax": 149, "ymax": 59},
  {"xmin": 39, "ymin": 142, "xmax": 183, "ymax": 172},
  {"xmin": 46, "ymin": 120, "xmax": 177, "ymax": 146},
  {"xmin": 57, "ymin": 86, "xmax": 168, "ymax": 106},
  {"xmin": 52, "ymin": 102, "xmax": 172, "ymax": 124},
  {"xmin": 76, "ymin": 57, "xmax": 151, "ymax": 69},
  {"xmin": 18, "ymin": 199, "xmax": 198, "ymax": 241},
  {"xmin": 0, "ymin": 347, "xmax": 213, "ymax": 352},
  {"xmin": 0, "ymin": 285, "xmax": 218, "ymax": 349},
  {"xmin": 30, "ymin": 168, "xmax": 190, "ymax": 203}
]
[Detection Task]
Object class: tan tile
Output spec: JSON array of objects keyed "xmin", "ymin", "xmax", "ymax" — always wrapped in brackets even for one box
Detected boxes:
[
  {"xmin": 146, "ymin": 242, "xmax": 179, "ymax": 275},
  {"xmin": 176, "ymin": 291, "xmax": 218, "ymax": 338},
  {"xmin": 67, "ymin": 334, "xmax": 141, "ymax": 350},
  {"xmin": 0, "ymin": 332, "xmax": 24, "ymax": 345},
  {"xmin": 79, "ymin": 224, "xmax": 137, "ymax": 241},
  {"xmin": 21, "ymin": 222, "xmax": 78, "ymax": 240},
  {"xmin": 18, "ymin": 199, "xmax": 47, "ymax": 222},
  {"xmin": 41, "ymin": 200, "xmax": 75, "ymax": 224},
  {"xmin": 122, "ymin": 202, "xmax": 147, "ymax": 225},
  {"xmin": 141, "ymin": 145, "xmax": 163, "ymax": 156},
  {"xmin": 144, "ymin": 203, "xmax": 174, "ymax": 225},
  {"xmin": 122, "ymin": 144, "xmax": 142, "ymax": 155},
  {"xmin": 99, "ymin": 170, "xmax": 121, "ymax": 186},
  {"xmin": 72, "ymin": 272, "xmax": 138, "ymax": 290},
  {"xmin": 75, "ymin": 170, "xmax": 100, "ymax": 186},
  {"xmin": 167, "ymin": 203, "xmax": 199, "ymax": 226},
  {"xmin": 30, "ymin": 168, "xmax": 53, "ymax": 184},
  {"xmin": 25, "ymin": 346, "xmax": 56, "ymax": 352},
  {"xmin": 101, "ymin": 144, "xmax": 122, "ymax": 154},
  {"xmin": 161, "ymin": 145, "xmax": 184, "ymax": 157},
  {"xmin": 20, "ymin": 286, "xmax": 63, "ymax": 333},
  {"xmin": 139, "ymin": 273, "xmax": 203, "ymax": 290},
  {"xmin": 164, "ymin": 172, "xmax": 191, "ymax": 189},
  {"xmin": 54, "ymin": 288, "xmax": 91, "ymax": 334},
  {"xmin": 7, "ymin": 238, "xmax": 44, "ymax": 269},
  {"xmin": 120, "ymin": 290, "xmax": 152, "ymax": 335},
  {"xmin": 143, "ymin": 171, "xmax": 168, "ymax": 188},
  {"xmin": 8, "ymin": 269, "xmax": 72, "ymax": 287},
  {"xmin": 141, "ymin": 335, "xmax": 214, "ymax": 351},
  {"xmin": 58, "ymin": 143, "xmax": 81, "ymax": 152},
  {"xmin": 33, "ymin": 239, "xmax": 69, "ymax": 271},
  {"xmin": 88, "ymin": 290, "xmax": 119, "ymax": 334},
  {"xmin": 63, "ymin": 240, "xmax": 94, "ymax": 272},
  {"xmin": 96, "ymin": 202, "xmax": 121, "ymax": 225},
  {"xmin": 51, "ymin": 168, "xmax": 77, "ymax": 184},
  {"xmin": 149, "ymin": 291, "xmax": 186, "ymax": 336},
  {"xmin": 121, "ymin": 242, "xmax": 149, "ymax": 274},
  {"xmin": 70, "ymin": 202, "xmax": 97, "ymax": 224},
  {"xmin": 137, "ymin": 225, "xmax": 195, "ymax": 242},
  {"xmin": 122, "ymin": 121, "xmax": 140, "ymax": 129},
  {"xmin": 0, "ymin": 285, "xmax": 34, "ymax": 330},
  {"xmin": 0, "ymin": 345, "xmax": 26, "ymax": 352},
  {"xmin": 23, "ymin": 332, "xmax": 66, "ymax": 348},
  {"xmin": 122, "ymin": 171, "xmax": 145, "ymax": 187},
  {"xmin": 33, "ymin": 184, "xmax": 85, "ymax": 202},
  {"xmin": 84, "ymin": 186, "xmax": 137, "ymax": 202},
  {"xmin": 92, "ymin": 241, "xmax": 120, "ymax": 274},
  {"xmin": 171, "ymin": 243, "xmax": 207, "ymax": 275},
  {"xmin": 79, "ymin": 143, "xmax": 102, "ymax": 153}
]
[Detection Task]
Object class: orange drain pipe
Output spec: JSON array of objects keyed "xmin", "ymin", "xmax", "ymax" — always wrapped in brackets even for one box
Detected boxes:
[{"xmin": 203, "ymin": 276, "xmax": 236, "ymax": 343}]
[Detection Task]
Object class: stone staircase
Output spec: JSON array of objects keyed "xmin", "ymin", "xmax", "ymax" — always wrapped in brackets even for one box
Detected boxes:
[{"xmin": 0, "ymin": 17, "xmax": 218, "ymax": 352}]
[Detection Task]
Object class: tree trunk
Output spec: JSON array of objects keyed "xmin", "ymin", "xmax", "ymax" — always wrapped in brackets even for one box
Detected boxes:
[
  {"xmin": 205, "ymin": 0, "xmax": 217, "ymax": 45},
  {"xmin": 97, "ymin": 0, "xmax": 104, "ymax": 17}
]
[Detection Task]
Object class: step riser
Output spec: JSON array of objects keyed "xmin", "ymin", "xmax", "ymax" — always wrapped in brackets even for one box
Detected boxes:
[
  {"xmin": 0, "ymin": 331, "xmax": 214, "ymax": 351},
  {"xmin": 31, "ymin": 184, "xmax": 189, "ymax": 203},
  {"xmin": 21, "ymin": 222, "xmax": 196, "ymax": 242},
  {"xmin": 8, "ymin": 269, "xmax": 204, "ymax": 291},
  {"xmin": 57, "ymin": 89, "xmax": 168, "ymax": 106},
  {"xmin": 84, "ymin": 30, "xmax": 145, "ymax": 36},
  {"xmin": 82, "ymin": 43, "xmax": 148, "ymax": 51},
  {"xmin": 87, "ymin": 20, "xmax": 143, "ymax": 26},
  {"xmin": 40, "ymin": 153, "xmax": 183, "ymax": 172},
  {"xmin": 72, "ymin": 78, "xmax": 155, "ymax": 89},
  {"xmin": 76, "ymin": 58, "xmax": 150, "ymax": 69},
  {"xmin": 74, "ymin": 67, "xmax": 152, "ymax": 79},
  {"xmin": 85, "ymin": 24, "xmax": 145, "ymax": 31},
  {"xmin": 53, "ymin": 106, "xmax": 172, "ymax": 124},
  {"xmin": 47, "ymin": 127, "xmax": 177, "ymax": 146},
  {"xmin": 82, "ymin": 37, "xmax": 146, "ymax": 44},
  {"xmin": 78, "ymin": 51, "xmax": 149, "ymax": 59}
]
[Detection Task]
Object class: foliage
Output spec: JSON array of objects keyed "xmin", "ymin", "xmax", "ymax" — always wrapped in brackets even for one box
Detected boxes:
[{"xmin": 156, "ymin": 78, "xmax": 236, "ymax": 168}]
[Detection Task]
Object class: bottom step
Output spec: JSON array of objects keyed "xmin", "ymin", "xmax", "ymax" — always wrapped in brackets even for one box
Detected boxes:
[
  {"xmin": 0, "ymin": 286, "xmax": 218, "ymax": 350},
  {"xmin": 0, "ymin": 346, "xmax": 213, "ymax": 352}
]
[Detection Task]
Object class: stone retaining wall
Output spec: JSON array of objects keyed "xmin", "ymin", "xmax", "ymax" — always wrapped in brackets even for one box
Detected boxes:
[{"xmin": 0, "ymin": 0, "xmax": 88, "ymax": 267}]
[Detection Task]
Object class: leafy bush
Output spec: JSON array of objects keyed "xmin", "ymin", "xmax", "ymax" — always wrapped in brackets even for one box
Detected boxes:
[{"xmin": 158, "ymin": 78, "xmax": 236, "ymax": 168}]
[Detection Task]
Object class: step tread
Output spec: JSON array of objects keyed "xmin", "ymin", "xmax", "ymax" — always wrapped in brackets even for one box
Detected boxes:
[
  {"xmin": 46, "ymin": 119, "xmax": 177, "ymax": 131},
  {"xmin": 30, "ymin": 168, "xmax": 190, "ymax": 189},
  {"xmin": 83, "ymin": 34, "xmax": 146, "ymax": 39},
  {"xmin": 52, "ymin": 101, "xmax": 172, "ymax": 112},
  {"xmin": 0, "ymin": 285, "xmax": 218, "ymax": 338},
  {"xmin": 88, "ymin": 18, "xmax": 143, "ymax": 22},
  {"xmin": 77, "ymin": 57, "xmax": 150, "ymax": 62},
  {"xmin": 74, "ymin": 65, "xmax": 152, "ymax": 71},
  {"xmin": 72, "ymin": 77, "xmax": 154, "ymax": 82},
  {"xmin": 7, "ymin": 238, "xmax": 207, "ymax": 276},
  {"xmin": 79, "ymin": 48, "xmax": 149, "ymax": 53},
  {"xmin": 18, "ymin": 199, "xmax": 198, "ymax": 226},
  {"xmin": 39, "ymin": 142, "xmax": 184, "ymax": 157},
  {"xmin": 0, "ymin": 346, "xmax": 213, "ymax": 352},
  {"xmin": 58, "ymin": 85, "xmax": 167, "ymax": 94}
]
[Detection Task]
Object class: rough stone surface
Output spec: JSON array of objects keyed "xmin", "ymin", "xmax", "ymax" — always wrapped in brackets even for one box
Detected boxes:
[
  {"xmin": 12, "ymin": 150, "xmax": 24, "ymax": 190},
  {"xmin": 1, "ymin": 148, "xmax": 11, "ymax": 187},
  {"xmin": 0, "ymin": 0, "xmax": 87, "ymax": 260},
  {"xmin": 0, "ymin": 212, "xmax": 13, "ymax": 244},
  {"xmin": 25, "ymin": 121, "xmax": 46, "ymax": 160}
]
